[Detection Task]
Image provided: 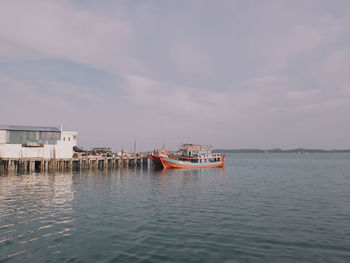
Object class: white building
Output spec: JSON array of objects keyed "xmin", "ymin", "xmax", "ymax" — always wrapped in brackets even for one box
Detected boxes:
[{"xmin": 0, "ymin": 125, "xmax": 78, "ymax": 159}]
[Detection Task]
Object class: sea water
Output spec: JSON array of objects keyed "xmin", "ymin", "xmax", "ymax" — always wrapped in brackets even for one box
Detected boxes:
[{"xmin": 1, "ymin": 153, "xmax": 350, "ymax": 262}]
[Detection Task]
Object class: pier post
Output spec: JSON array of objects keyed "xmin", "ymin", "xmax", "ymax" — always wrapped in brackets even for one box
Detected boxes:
[
  {"xmin": 18, "ymin": 161, "xmax": 24, "ymax": 172},
  {"xmin": 22, "ymin": 161, "xmax": 28, "ymax": 173},
  {"xmin": 0, "ymin": 161, "xmax": 3, "ymax": 174},
  {"xmin": 44, "ymin": 161, "xmax": 48, "ymax": 172},
  {"xmin": 2, "ymin": 160, "xmax": 7, "ymax": 173},
  {"xmin": 137, "ymin": 158, "xmax": 141, "ymax": 167},
  {"xmin": 24, "ymin": 161, "xmax": 28, "ymax": 172},
  {"xmin": 8, "ymin": 160, "xmax": 15, "ymax": 172},
  {"xmin": 0, "ymin": 160, "xmax": 5, "ymax": 174},
  {"xmin": 39, "ymin": 160, "xmax": 43, "ymax": 172},
  {"xmin": 29, "ymin": 160, "xmax": 34, "ymax": 173},
  {"xmin": 146, "ymin": 157, "xmax": 150, "ymax": 168},
  {"xmin": 48, "ymin": 159, "xmax": 55, "ymax": 171},
  {"xmin": 5, "ymin": 160, "xmax": 9, "ymax": 173},
  {"xmin": 0, "ymin": 161, "xmax": 4, "ymax": 174}
]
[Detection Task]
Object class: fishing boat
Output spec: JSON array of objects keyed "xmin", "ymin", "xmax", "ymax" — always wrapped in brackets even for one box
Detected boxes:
[
  {"xmin": 150, "ymin": 150, "xmax": 169, "ymax": 168},
  {"xmin": 159, "ymin": 144, "xmax": 225, "ymax": 169}
]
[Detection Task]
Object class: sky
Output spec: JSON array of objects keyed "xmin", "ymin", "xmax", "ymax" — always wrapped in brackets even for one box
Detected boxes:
[{"xmin": 0, "ymin": 0, "xmax": 349, "ymax": 151}]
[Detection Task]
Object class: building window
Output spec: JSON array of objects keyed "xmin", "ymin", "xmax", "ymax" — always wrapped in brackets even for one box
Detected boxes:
[
  {"xmin": 63, "ymin": 137, "xmax": 65, "ymax": 141},
  {"xmin": 68, "ymin": 137, "xmax": 70, "ymax": 141},
  {"xmin": 7, "ymin": 130, "xmax": 60, "ymax": 145}
]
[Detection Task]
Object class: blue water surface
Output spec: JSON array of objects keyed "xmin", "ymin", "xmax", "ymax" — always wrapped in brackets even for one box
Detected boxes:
[{"xmin": 1, "ymin": 153, "xmax": 350, "ymax": 262}]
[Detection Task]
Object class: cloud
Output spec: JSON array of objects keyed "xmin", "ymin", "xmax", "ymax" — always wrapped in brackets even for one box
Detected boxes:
[
  {"xmin": 122, "ymin": 74, "xmax": 221, "ymax": 122},
  {"xmin": 0, "ymin": 0, "xmax": 350, "ymax": 149},
  {"xmin": 322, "ymin": 49, "xmax": 350, "ymax": 94},
  {"xmin": 287, "ymin": 89, "xmax": 320, "ymax": 100},
  {"xmin": 0, "ymin": 0, "xmax": 143, "ymax": 74},
  {"xmin": 170, "ymin": 41, "xmax": 210, "ymax": 77},
  {"xmin": 262, "ymin": 25, "xmax": 326, "ymax": 73}
]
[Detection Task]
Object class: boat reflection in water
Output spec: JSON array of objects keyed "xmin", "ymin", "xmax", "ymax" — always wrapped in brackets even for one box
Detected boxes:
[{"xmin": 159, "ymin": 166, "xmax": 225, "ymax": 177}]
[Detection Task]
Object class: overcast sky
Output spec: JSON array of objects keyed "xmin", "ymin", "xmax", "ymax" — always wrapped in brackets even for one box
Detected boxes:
[{"xmin": 0, "ymin": 0, "xmax": 349, "ymax": 151}]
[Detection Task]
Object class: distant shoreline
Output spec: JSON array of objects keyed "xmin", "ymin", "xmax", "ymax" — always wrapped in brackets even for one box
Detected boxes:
[{"xmin": 214, "ymin": 148, "xmax": 350, "ymax": 153}]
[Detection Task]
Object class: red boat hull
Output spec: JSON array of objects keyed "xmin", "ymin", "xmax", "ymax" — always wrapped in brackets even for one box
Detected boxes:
[{"xmin": 150, "ymin": 154, "xmax": 163, "ymax": 168}]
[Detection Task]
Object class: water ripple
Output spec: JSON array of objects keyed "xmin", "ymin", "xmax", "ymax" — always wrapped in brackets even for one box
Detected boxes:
[{"xmin": 0, "ymin": 154, "xmax": 350, "ymax": 262}]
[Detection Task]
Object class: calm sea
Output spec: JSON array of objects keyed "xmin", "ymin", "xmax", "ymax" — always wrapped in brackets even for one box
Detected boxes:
[{"xmin": 1, "ymin": 153, "xmax": 350, "ymax": 262}]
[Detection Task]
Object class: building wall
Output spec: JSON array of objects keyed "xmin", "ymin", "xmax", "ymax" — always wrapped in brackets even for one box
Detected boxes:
[
  {"xmin": 0, "ymin": 130, "xmax": 6, "ymax": 144},
  {"xmin": 0, "ymin": 130, "xmax": 77, "ymax": 159},
  {"xmin": 56, "ymin": 131, "xmax": 77, "ymax": 158},
  {"xmin": 0, "ymin": 144, "xmax": 21, "ymax": 158}
]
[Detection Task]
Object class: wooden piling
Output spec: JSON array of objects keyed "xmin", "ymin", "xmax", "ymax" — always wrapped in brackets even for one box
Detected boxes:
[{"xmin": 0, "ymin": 155, "xmax": 151, "ymax": 174}]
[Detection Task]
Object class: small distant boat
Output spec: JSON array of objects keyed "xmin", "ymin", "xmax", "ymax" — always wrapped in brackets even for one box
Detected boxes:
[{"xmin": 159, "ymin": 144, "xmax": 225, "ymax": 169}]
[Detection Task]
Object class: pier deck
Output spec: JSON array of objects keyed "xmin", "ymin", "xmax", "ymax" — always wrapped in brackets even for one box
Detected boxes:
[{"xmin": 0, "ymin": 155, "xmax": 150, "ymax": 174}]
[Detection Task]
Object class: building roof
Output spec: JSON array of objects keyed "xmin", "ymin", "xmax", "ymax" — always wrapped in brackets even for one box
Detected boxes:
[
  {"xmin": 0, "ymin": 124, "xmax": 61, "ymax": 132},
  {"xmin": 180, "ymin": 144, "xmax": 213, "ymax": 151}
]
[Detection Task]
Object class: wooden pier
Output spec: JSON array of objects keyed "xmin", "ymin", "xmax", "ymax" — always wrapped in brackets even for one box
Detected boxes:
[{"xmin": 0, "ymin": 156, "xmax": 150, "ymax": 174}]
